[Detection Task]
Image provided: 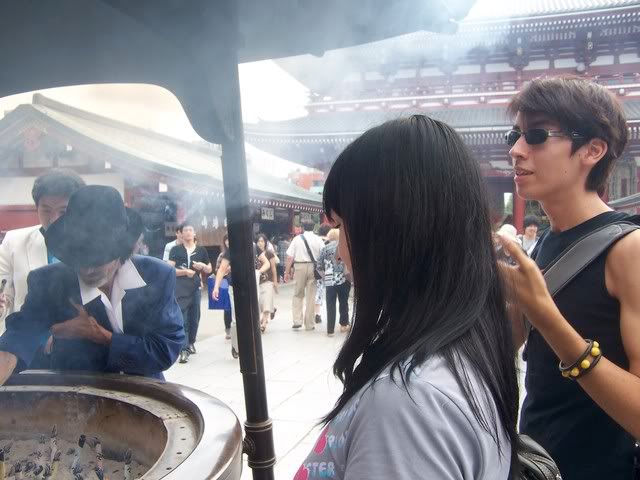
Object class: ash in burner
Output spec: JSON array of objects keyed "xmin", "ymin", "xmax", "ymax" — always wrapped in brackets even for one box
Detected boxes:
[{"xmin": 0, "ymin": 428, "xmax": 148, "ymax": 480}]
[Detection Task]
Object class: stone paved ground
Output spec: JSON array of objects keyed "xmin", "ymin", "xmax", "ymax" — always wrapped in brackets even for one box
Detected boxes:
[{"xmin": 164, "ymin": 283, "xmax": 347, "ymax": 479}]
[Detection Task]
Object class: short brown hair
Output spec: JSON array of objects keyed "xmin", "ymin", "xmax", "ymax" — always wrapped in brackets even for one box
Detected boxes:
[{"xmin": 507, "ymin": 76, "xmax": 628, "ymax": 194}]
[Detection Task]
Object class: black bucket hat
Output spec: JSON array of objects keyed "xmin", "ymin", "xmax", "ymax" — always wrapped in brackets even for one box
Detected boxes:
[{"xmin": 45, "ymin": 185, "xmax": 143, "ymax": 268}]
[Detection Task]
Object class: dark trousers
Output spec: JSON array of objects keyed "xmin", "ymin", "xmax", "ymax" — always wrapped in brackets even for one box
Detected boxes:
[
  {"xmin": 326, "ymin": 281, "xmax": 351, "ymax": 334},
  {"xmin": 179, "ymin": 289, "xmax": 201, "ymax": 350},
  {"xmin": 223, "ymin": 309, "xmax": 232, "ymax": 330}
]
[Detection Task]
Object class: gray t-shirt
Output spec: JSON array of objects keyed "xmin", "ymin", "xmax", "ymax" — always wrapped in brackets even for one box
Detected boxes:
[{"xmin": 296, "ymin": 356, "xmax": 511, "ymax": 480}]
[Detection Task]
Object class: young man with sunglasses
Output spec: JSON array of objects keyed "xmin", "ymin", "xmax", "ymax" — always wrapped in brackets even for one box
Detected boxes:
[{"xmin": 499, "ymin": 76, "xmax": 640, "ymax": 479}]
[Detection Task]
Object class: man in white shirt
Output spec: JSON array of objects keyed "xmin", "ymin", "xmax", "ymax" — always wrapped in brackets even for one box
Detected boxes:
[
  {"xmin": 0, "ymin": 169, "xmax": 85, "ymax": 332},
  {"xmin": 284, "ymin": 223, "xmax": 325, "ymax": 330},
  {"xmin": 162, "ymin": 226, "xmax": 183, "ymax": 262}
]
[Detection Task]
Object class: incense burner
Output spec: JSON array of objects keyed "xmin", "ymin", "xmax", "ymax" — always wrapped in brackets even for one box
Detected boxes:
[{"xmin": 0, "ymin": 372, "xmax": 242, "ymax": 479}]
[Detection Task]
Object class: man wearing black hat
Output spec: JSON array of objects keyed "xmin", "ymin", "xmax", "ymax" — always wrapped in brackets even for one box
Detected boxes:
[{"xmin": 0, "ymin": 185, "xmax": 185, "ymax": 384}]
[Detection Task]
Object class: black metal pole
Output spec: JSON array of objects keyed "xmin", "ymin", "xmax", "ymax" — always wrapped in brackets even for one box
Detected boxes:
[{"xmin": 217, "ymin": 4, "xmax": 275, "ymax": 480}]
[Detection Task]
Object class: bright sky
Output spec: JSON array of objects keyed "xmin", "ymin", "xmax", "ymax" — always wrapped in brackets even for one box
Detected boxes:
[{"xmin": 0, "ymin": 60, "xmax": 311, "ymax": 177}]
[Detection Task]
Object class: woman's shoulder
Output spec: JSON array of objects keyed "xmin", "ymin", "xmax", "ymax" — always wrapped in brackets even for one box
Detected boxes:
[
  {"xmin": 369, "ymin": 356, "xmax": 483, "ymax": 418},
  {"xmin": 341, "ymin": 356, "xmax": 510, "ymax": 478}
]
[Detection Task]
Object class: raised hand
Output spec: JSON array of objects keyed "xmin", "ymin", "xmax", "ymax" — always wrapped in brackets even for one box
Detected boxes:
[
  {"xmin": 50, "ymin": 301, "xmax": 112, "ymax": 345},
  {"xmin": 497, "ymin": 234, "xmax": 560, "ymax": 330}
]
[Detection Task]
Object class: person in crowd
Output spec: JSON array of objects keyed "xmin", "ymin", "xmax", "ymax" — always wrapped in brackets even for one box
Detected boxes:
[
  {"xmin": 215, "ymin": 234, "xmax": 233, "ymax": 340},
  {"xmin": 266, "ymin": 235, "xmax": 279, "ymax": 320},
  {"xmin": 0, "ymin": 169, "xmax": 85, "ymax": 333},
  {"xmin": 212, "ymin": 240, "xmax": 270, "ymax": 358},
  {"xmin": 255, "ymin": 234, "xmax": 278, "ymax": 333},
  {"xmin": 276, "ymin": 234, "xmax": 291, "ymax": 282},
  {"xmin": 162, "ymin": 225, "xmax": 183, "ymax": 261},
  {"xmin": 317, "ymin": 228, "xmax": 351, "ymax": 336},
  {"xmin": 168, "ymin": 222, "xmax": 211, "ymax": 364},
  {"xmin": 0, "ymin": 185, "xmax": 184, "ymax": 384},
  {"xmin": 495, "ymin": 224, "xmax": 521, "ymax": 266},
  {"xmin": 499, "ymin": 76, "xmax": 640, "ymax": 479},
  {"xmin": 518, "ymin": 215, "xmax": 540, "ymax": 256},
  {"xmin": 284, "ymin": 223, "xmax": 324, "ymax": 331},
  {"xmin": 313, "ymin": 223, "xmax": 332, "ymax": 324},
  {"xmin": 297, "ymin": 115, "xmax": 518, "ymax": 479}
]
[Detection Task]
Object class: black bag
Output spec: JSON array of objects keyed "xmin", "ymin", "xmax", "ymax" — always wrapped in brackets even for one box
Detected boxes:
[
  {"xmin": 300, "ymin": 235, "xmax": 323, "ymax": 281},
  {"xmin": 518, "ymin": 435, "xmax": 562, "ymax": 480}
]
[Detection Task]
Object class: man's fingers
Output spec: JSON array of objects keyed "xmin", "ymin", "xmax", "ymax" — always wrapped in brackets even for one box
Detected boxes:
[
  {"xmin": 70, "ymin": 300, "xmax": 89, "ymax": 318},
  {"xmin": 497, "ymin": 234, "xmax": 528, "ymax": 265}
]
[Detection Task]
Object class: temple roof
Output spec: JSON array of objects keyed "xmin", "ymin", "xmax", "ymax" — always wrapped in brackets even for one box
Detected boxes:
[
  {"xmin": 275, "ymin": 1, "xmax": 640, "ymax": 94},
  {"xmin": 0, "ymin": 94, "xmax": 322, "ymax": 205},
  {"xmin": 246, "ymin": 100, "xmax": 640, "ymax": 137},
  {"xmin": 464, "ymin": 0, "xmax": 638, "ymax": 21}
]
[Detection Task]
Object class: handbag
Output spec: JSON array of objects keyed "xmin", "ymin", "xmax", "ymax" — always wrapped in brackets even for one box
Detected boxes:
[
  {"xmin": 517, "ymin": 219, "xmax": 639, "ymax": 480},
  {"xmin": 207, "ymin": 277, "xmax": 231, "ymax": 311},
  {"xmin": 517, "ymin": 435, "xmax": 562, "ymax": 480},
  {"xmin": 300, "ymin": 235, "xmax": 323, "ymax": 281}
]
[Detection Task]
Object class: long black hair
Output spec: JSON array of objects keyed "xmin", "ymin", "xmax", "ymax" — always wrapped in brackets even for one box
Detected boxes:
[{"xmin": 323, "ymin": 115, "xmax": 519, "ymax": 473}]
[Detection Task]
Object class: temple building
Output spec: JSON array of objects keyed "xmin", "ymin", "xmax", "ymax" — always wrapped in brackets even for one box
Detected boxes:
[
  {"xmin": 0, "ymin": 94, "xmax": 322, "ymax": 256},
  {"xmin": 245, "ymin": 0, "xmax": 640, "ymax": 229}
]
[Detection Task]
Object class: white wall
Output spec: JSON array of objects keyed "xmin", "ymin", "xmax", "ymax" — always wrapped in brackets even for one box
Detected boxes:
[{"xmin": 0, "ymin": 173, "xmax": 124, "ymax": 206}]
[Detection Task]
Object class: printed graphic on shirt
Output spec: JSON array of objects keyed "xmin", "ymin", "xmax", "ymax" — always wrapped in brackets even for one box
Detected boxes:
[{"xmin": 295, "ymin": 397, "xmax": 361, "ymax": 479}]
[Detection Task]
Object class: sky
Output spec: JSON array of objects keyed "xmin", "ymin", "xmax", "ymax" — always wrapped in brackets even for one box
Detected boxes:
[{"xmin": 0, "ymin": 60, "xmax": 312, "ymax": 177}]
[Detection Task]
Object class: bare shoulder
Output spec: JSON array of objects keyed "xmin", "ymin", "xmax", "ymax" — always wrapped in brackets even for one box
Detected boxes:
[{"xmin": 606, "ymin": 229, "xmax": 640, "ymax": 299}]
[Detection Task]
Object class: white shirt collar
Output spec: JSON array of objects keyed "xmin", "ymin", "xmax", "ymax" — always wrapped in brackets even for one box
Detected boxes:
[
  {"xmin": 78, "ymin": 260, "xmax": 147, "ymax": 333},
  {"xmin": 78, "ymin": 259, "xmax": 146, "ymax": 305}
]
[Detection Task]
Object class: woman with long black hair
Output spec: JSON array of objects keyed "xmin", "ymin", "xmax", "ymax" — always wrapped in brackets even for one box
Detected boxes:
[{"xmin": 296, "ymin": 115, "xmax": 519, "ymax": 479}]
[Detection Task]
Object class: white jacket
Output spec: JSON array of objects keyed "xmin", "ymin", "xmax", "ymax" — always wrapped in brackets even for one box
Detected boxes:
[{"xmin": 0, "ymin": 225, "xmax": 48, "ymax": 332}]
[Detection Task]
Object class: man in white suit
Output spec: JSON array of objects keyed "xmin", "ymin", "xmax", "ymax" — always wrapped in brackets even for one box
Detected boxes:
[{"xmin": 0, "ymin": 169, "xmax": 85, "ymax": 332}]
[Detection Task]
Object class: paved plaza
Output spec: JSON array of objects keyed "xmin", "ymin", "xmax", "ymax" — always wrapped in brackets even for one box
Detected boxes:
[{"xmin": 164, "ymin": 283, "xmax": 347, "ymax": 479}]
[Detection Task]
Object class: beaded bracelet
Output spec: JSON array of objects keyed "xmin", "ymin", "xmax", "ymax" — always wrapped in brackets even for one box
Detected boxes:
[{"xmin": 559, "ymin": 339, "xmax": 602, "ymax": 380}]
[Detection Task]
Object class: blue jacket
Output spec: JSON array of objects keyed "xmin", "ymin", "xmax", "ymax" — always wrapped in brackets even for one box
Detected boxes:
[{"xmin": 0, "ymin": 255, "xmax": 184, "ymax": 380}]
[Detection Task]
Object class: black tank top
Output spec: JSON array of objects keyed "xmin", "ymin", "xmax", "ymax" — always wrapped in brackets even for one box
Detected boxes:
[{"xmin": 520, "ymin": 211, "xmax": 635, "ymax": 479}]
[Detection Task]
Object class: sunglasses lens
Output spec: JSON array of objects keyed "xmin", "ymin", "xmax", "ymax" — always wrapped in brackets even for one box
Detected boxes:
[
  {"xmin": 525, "ymin": 129, "xmax": 549, "ymax": 145},
  {"xmin": 506, "ymin": 130, "xmax": 520, "ymax": 146}
]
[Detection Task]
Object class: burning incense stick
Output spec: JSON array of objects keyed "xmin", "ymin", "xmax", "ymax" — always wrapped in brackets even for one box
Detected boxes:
[
  {"xmin": 93, "ymin": 465, "xmax": 104, "ymax": 480},
  {"xmin": 123, "ymin": 449, "xmax": 132, "ymax": 480},
  {"xmin": 86, "ymin": 437, "xmax": 103, "ymax": 478},
  {"xmin": 12, "ymin": 462, "xmax": 22, "ymax": 480},
  {"xmin": 50, "ymin": 426, "xmax": 58, "ymax": 462},
  {"xmin": 68, "ymin": 464, "xmax": 84, "ymax": 480},
  {"xmin": 33, "ymin": 464, "xmax": 44, "ymax": 479},
  {"xmin": 50, "ymin": 451, "xmax": 61, "ymax": 479},
  {"xmin": 71, "ymin": 435, "xmax": 86, "ymax": 471},
  {"xmin": 24, "ymin": 461, "xmax": 35, "ymax": 476},
  {"xmin": 35, "ymin": 435, "xmax": 45, "ymax": 468},
  {"xmin": 0, "ymin": 448, "xmax": 5, "ymax": 480}
]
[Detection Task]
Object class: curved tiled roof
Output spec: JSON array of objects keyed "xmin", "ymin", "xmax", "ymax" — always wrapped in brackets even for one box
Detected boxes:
[
  {"xmin": 246, "ymin": 100, "xmax": 640, "ymax": 137},
  {"xmin": 0, "ymin": 94, "xmax": 321, "ymax": 205},
  {"xmin": 276, "ymin": 1, "xmax": 640, "ymax": 93},
  {"xmin": 464, "ymin": 0, "xmax": 638, "ymax": 21}
]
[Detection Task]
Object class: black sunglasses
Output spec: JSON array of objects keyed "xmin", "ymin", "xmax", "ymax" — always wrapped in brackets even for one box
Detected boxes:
[{"xmin": 505, "ymin": 129, "xmax": 584, "ymax": 147}]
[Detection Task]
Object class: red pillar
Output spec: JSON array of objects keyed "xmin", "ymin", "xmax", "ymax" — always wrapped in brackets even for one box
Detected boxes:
[{"xmin": 513, "ymin": 191, "xmax": 526, "ymax": 234}]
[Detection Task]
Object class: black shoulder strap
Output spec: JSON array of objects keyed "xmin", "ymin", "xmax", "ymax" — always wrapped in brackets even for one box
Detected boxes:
[
  {"xmin": 542, "ymin": 221, "xmax": 639, "ymax": 297},
  {"xmin": 300, "ymin": 234, "xmax": 316, "ymax": 263},
  {"xmin": 524, "ymin": 221, "xmax": 639, "ymax": 340}
]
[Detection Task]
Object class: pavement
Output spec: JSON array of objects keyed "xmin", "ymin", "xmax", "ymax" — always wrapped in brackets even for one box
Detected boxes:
[{"xmin": 164, "ymin": 283, "xmax": 349, "ymax": 479}]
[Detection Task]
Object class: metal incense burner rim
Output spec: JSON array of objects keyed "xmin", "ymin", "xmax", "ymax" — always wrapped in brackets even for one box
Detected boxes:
[{"xmin": 1, "ymin": 371, "xmax": 243, "ymax": 480}]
